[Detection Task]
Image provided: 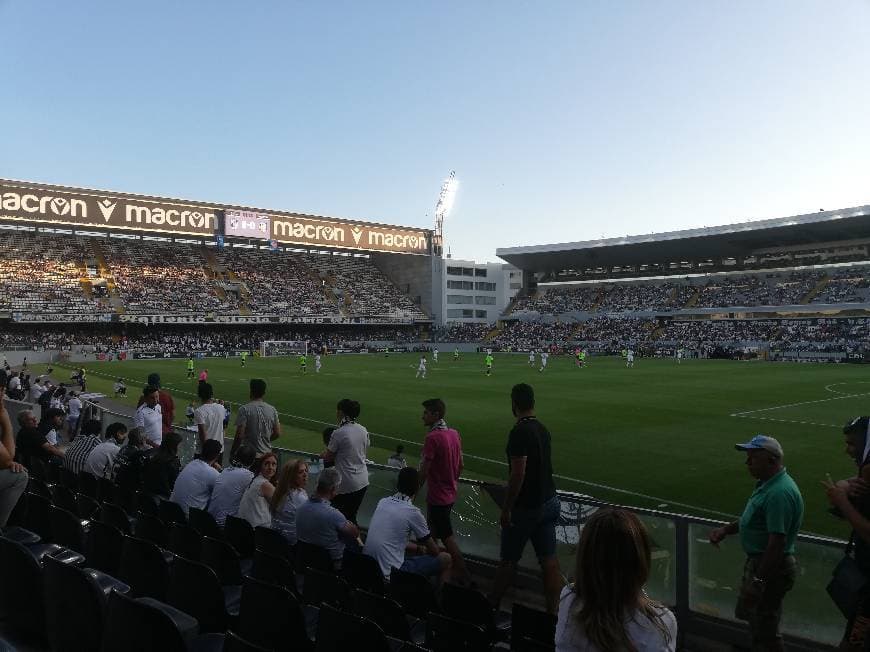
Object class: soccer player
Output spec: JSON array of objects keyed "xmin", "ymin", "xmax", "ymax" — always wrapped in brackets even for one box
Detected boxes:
[
  {"xmin": 575, "ymin": 349, "xmax": 583, "ymax": 368},
  {"xmin": 433, "ymin": 348, "xmax": 439, "ymax": 363},
  {"xmin": 299, "ymin": 353, "xmax": 307, "ymax": 374},
  {"xmin": 240, "ymin": 351, "xmax": 248, "ymax": 367},
  {"xmin": 315, "ymin": 353, "xmax": 322, "ymax": 373},
  {"xmin": 539, "ymin": 351, "xmax": 549, "ymax": 372},
  {"xmin": 677, "ymin": 348, "xmax": 683, "ymax": 364},
  {"xmin": 626, "ymin": 349, "xmax": 635, "ymax": 368},
  {"xmin": 186, "ymin": 356, "xmax": 195, "ymax": 379},
  {"xmin": 385, "ymin": 347, "xmax": 390, "ymax": 357},
  {"xmin": 485, "ymin": 352, "xmax": 494, "ymax": 377},
  {"xmin": 453, "ymin": 348, "xmax": 460, "ymax": 361},
  {"xmin": 416, "ymin": 356, "xmax": 427, "ymax": 379},
  {"xmin": 528, "ymin": 350, "xmax": 536, "ymax": 366}
]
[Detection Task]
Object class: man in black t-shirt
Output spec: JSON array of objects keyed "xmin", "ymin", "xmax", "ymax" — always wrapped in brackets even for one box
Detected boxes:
[
  {"xmin": 16, "ymin": 410, "xmax": 64, "ymax": 468},
  {"xmin": 489, "ymin": 383, "xmax": 563, "ymax": 614}
]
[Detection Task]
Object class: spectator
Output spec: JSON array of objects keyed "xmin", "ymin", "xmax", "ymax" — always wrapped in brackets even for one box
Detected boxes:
[
  {"xmin": 112, "ymin": 427, "xmax": 147, "ymax": 485},
  {"xmin": 185, "ymin": 402, "xmax": 195, "ymax": 427},
  {"xmin": 62, "ymin": 419, "xmax": 103, "ymax": 475},
  {"xmin": 142, "ymin": 431, "xmax": 182, "ymax": 498},
  {"xmin": 113, "ymin": 378, "xmax": 127, "ymax": 398},
  {"xmin": 84, "ymin": 422, "xmax": 128, "ymax": 478},
  {"xmin": 363, "ymin": 466, "xmax": 452, "ymax": 583},
  {"xmin": 270, "ymin": 458, "xmax": 310, "ymax": 545},
  {"xmin": 170, "ymin": 439, "xmax": 222, "ymax": 514},
  {"xmin": 141, "ymin": 373, "xmax": 175, "ymax": 436},
  {"xmin": 296, "ymin": 467, "xmax": 361, "ymax": 570},
  {"xmin": 209, "ymin": 444, "xmax": 256, "ymax": 526},
  {"xmin": 556, "ymin": 508, "xmax": 677, "ymax": 651},
  {"xmin": 232, "ymin": 379, "xmax": 280, "ymax": 458},
  {"xmin": 29, "ymin": 377, "xmax": 47, "ymax": 403},
  {"xmin": 16, "ymin": 410, "xmax": 63, "ymax": 468},
  {"xmin": 323, "ymin": 398, "xmax": 369, "ymax": 524},
  {"xmin": 237, "ymin": 452, "xmax": 278, "ymax": 528},
  {"xmin": 822, "ymin": 417, "xmax": 870, "ymax": 649},
  {"xmin": 39, "ymin": 408, "xmax": 66, "ymax": 447},
  {"xmin": 419, "ymin": 397, "xmax": 470, "ymax": 584},
  {"xmin": 386, "ymin": 444, "xmax": 406, "ymax": 469},
  {"xmin": 0, "ymin": 389, "xmax": 28, "ymax": 527},
  {"xmin": 194, "ymin": 382, "xmax": 226, "ymax": 447},
  {"xmin": 66, "ymin": 391, "xmax": 82, "ymax": 435},
  {"xmin": 134, "ymin": 385, "xmax": 163, "ymax": 448},
  {"xmin": 708, "ymin": 435, "xmax": 804, "ymax": 652},
  {"xmin": 490, "ymin": 383, "xmax": 563, "ymax": 614},
  {"xmin": 321, "ymin": 427, "xmax": 335, "ymax": 469}
]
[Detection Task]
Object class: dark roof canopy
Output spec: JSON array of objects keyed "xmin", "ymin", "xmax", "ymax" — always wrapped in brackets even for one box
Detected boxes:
[{"xmin": 496, "ymin": 205, "xmax": 870, "ymax": 272}]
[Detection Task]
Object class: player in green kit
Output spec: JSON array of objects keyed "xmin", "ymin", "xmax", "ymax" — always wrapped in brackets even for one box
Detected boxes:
[
  {"xmin": 186, "ymin": 356, "xmax": 194, "ymax": 379},
  {"xmin": 240, "ymin": 351, "xmax": 248, "ymax": 367},
  {"xmin": 485, "ymin": 352, "xmax": 494, "ymax": 376},
  {"xmin": 299, "ymin": 353, "xmax": 307, "ymax": 374},
  {"xmin": 454, "ymin": 348, "xmax": 460, "ymax": 361}
]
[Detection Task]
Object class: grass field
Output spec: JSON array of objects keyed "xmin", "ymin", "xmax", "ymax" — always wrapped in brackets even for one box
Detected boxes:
[{"xmin": 58, "ymin": 352, "xmax": 869, "ymax": 538}]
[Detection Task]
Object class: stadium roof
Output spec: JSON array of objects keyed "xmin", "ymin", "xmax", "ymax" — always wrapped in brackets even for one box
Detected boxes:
[{"xmin": 496, "ymin": 205, "xmax": 870, "ymax": 272}]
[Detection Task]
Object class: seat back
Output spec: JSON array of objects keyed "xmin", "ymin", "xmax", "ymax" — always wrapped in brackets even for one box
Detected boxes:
[
  {"xmin": 166, "ymin": 556, "xmax": 228, "ymax": 633},
  {"xmin": 158, "ymin": 499, "xmax": 187, "ymax": 526},
  {"xmin": 303, "ymin": 567, "xmax": 350, "ymax": 609},
  {"xmin": 43, "ymin": 554, "xmax": 106, "ymax": 652},
  {"xmin": 168, "ymin": 522, "xmax": 202, "ymax": 560},
  {"xmin": 389, "ymin": 568, "xmax": 439, "ymax": 619},
  {"xmin": 134, "ymin": 512, "xmax": 169, "ymax": 548},
  {"xmin": 223, "ymin": 630, "xmax": 271, "ymax": 652},
  {"xmin": 60, "ymin": 467, "xmax": 79, "ymax": 491},
  {"xmin": 351, "ymin": 589, "xmax": 412, "ymax": 641},
  {"xmin": 77, "ymin": 471, "xmax": 100, "ymax": 499},
  {"xmin": 86, "ymin": 521, "xmax": 125, "ymax": 575},
  {"xmin": 425, "ymin": 612, "xmax": 488, "ymax": 652},
  {"xmin": 49, "ymin": 505, "xmax": 86, "ymax": 553},
  {"xmin": 76, "ymin": 492, "xmax": 101, "ymax": 520},
  {"xmin": 442, "ymin": 582, "xmax": 495, "ymax": 635},
  {"xmin": 201, "ymin": 535, "xmax": 244, "ymax": 585},
  {"xmin": 254, "ymin": 525, "xmax": 291, "ymax": 560},
  {"xmin": 97, "ymin": 476, "xmax": 117, "ymax": 504},
  {"xmin": 225, "ymin": 515, "xmax": 255, "ymax": 557},
  {"xmin": 188, "ymin": 506, "xmax": 222, "ymax": 539},
  {"xmin": 238, "ymin": 576, "xmax": 310, "ymax": 650},
  {"xmin": 295, "ymin": 540, "xmax": 334, "ymax": 574},
  {"xmin": 342, "ymin": 550, "xmax": 385, "ymax": 594},
  {"xmin": 315, "ymin": 602, "xmax": 390, "ymax": 652},
  {"xmin": 24, "ymin": 492, "xmax": 52, "ymax": 541},
  {"xmin": 117, "ymin": 536, "xmax": 171, "ymax": 600},
  {"xmin": 252, "ymin": 549, "xmax": 297, "ymax": 594},
  {"xmin": 100, "ymin": 501, "xmax": 132, "ymax": 535},
  {"xmin": 511, "ymin": 602, "xmax": 556, "ymax": 650},
  {"xmin": 0, "ymin": 536, "xmax": 45, "ymax": 633},
  {"xmin": 135, "ymin": 491, "xmax": 159, "ymax": 516},
  {"xmin": 101, "ymin": 590, "xmax": 189, "ymax": 652},
  {"xmin": 51, "ymin": 483, "xmax": 78, "ymax": 513}
]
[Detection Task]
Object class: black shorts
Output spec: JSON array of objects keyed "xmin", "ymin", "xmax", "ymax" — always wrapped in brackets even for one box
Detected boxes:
[{"xmin": 427, "ymin": 503, "xmax": 455, "ymax": 540}]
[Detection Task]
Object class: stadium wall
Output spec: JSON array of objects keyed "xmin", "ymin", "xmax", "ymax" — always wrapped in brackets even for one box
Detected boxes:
[{"xmin": 372, "ymin": 251, "xmax": 440, "ymax": 323}]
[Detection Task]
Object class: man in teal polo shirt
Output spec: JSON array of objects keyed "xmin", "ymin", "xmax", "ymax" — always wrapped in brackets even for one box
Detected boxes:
[{"xmin": 709, "ymin": 435, "xmax": 804, "ymax": 652}]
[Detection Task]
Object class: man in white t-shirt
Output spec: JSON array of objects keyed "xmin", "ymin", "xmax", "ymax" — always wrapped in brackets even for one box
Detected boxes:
[
  {"xmin": 84, "ymin": 422, "xmax": 128, "ymax": 478},
  {"xmin": 528, "ymin": 350, "xmax": 536, "ymax": 366},
  {"xmin": 134, "ymin": 385, "xmax": 163, "ymax": 447},
  {"xmin": 363, "ymin": 467, "xmax": 451, "ymax": 582},
  {"xmin": 66, "ymin": 392, "xmax": 83, "ymax": 434},
  {"xmin": 415, "ymin": 356, "xmax": 427, "ymax": 379},
  {"xmin": 539, "ymin": 351, "xmax": 549, "ymax": 372},
  {"xmin": 29, "ymin": 378, "xmax": 46, "ymax": 403},
  {"xmin": 208, "ymin": 444, "xmax": 256, "ymax": 526},
  {"xmin": 315, "ymin": 353, "xmax": 322, "ymax": 373},
  {"xmin": 323, "ymin": 399, "xmax": 369, "ymax": 524},
  {"xmin": 7, "ymin": 373, "xmax": 20, "ymax": 394},
  {"xmin": 194, "ymin": 382, "xmax": 226, "ymax": 447},
  {"xmin": 433, "ymin": 348, "xmax": 439, "ymax": 363},
  {"xmin": 170, "ymin": 440, "xmax": 222, "ymax": 514}
]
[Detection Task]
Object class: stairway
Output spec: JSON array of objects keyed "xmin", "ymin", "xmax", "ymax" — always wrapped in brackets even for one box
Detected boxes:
[
  {"xmin": 589, "ymin": 288, "xmax": 605, "ymax": 312},
  {"xmin": 90, "ymin": 241, "xmax": 125, "ymax": 313},
  {"xmin": 682, "ymin": 287, "xmax": 702, "ymax": 308},
  {"xmin": 483, "ymin": 325, "xmax": 502, "ymax": 342},
  {"xmin": 800, "ymin": 275, "xmax": 829, "ymax": 304}
]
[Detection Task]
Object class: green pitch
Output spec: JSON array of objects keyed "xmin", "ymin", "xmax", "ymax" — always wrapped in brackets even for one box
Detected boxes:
[{"xmin": 69, "ymin": 352, "xmax": 865, "ymax": 537}]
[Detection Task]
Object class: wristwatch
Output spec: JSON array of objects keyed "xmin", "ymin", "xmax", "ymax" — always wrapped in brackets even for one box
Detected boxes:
[{"xmin": 751, "ymin": 576, "xmax": 767, "ymax": 587}]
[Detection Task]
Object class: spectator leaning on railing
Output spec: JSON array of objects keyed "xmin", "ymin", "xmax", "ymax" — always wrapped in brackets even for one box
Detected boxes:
[{"xmin": 0, "ymin": 388, "xmax": 28, "ymax": 528}]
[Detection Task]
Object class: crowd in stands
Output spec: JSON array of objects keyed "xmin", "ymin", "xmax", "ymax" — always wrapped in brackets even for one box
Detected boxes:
[
  {"xmin": 694, "ymin": 271, "xmax": 824, "ymax": 308},
  {"xmin": 595, "ymin": 282, "xmax": 694, "ymax": 312},
  {"xmin": 811, "ymin": 267, "xmax": 870, "ymax": 304},
  {"xmin": 432, "ymin": 323, "xmax": 491, "ymax": 342},
  {"xmin": 490, "ymin": 320, "xmax": 577, "ymax": 350},
  {"xmin": 512, "ymin": 286, "xmax": 600, "ymax": 314}
]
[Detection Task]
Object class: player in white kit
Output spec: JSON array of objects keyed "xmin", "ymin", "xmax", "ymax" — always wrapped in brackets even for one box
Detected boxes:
[
  {"xmin": 626, "ymin": 349, "xmax": 635, "ymax": 368},
  {"xmin": 676, "ymin": 348, "xmax": 683, "ymax": 364},
  {"xmin": 433, "ymin": 348, "xmax": 439, "ymax": 363},
  {"xmin": 538, "ymin": 351, "xmax": 549, "ymax": 372},
  {"xmin": 315, "ymin": 353, "xmax": 322, "ymax": 373},
  {"xmin": 528, "ymin": 350, "xmax": 536, "ymax": 366},
  {"xmin": 415, "ymin": 356, "xmax": 427, "ymax": 379}
]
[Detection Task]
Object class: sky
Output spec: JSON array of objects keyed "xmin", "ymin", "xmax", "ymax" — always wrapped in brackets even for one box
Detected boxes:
[{"xmin": 1, "ymin": 1, "xmax": 869, "ymax": 262}]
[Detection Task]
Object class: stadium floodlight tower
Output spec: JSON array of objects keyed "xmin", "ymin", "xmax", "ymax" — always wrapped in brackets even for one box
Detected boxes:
[{"xmin": 432, "ymin": 170, "xmax": 458, "ymax": 257}]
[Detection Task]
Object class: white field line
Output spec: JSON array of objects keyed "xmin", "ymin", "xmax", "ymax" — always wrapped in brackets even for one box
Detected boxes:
[
  {"xmin": 78, "ymin": 365, "xmax": 740, "ymax": 519},
  {"xmin": 730, "ymin": 385, "xmax": 870, "ymax": 429}
]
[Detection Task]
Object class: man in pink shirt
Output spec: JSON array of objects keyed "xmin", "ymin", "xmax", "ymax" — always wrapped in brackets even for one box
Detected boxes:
[
  {"xmin": 419, "ymin": 398, "xmax": 470, "ymax": 583},
  {"xmin": 199, "ymin": 369, "xmax": 208, "ymax": 383}
]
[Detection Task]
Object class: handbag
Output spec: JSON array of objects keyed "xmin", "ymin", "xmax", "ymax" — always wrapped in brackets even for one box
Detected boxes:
[{"xmin": 827, "ymin": 533, "xmax": 870, "ymax": 618}]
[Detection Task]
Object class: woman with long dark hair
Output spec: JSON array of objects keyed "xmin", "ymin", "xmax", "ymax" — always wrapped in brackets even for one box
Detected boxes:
[{"xmin": 556, "ymin": 508, "xmax": 676, "ymax": 651}]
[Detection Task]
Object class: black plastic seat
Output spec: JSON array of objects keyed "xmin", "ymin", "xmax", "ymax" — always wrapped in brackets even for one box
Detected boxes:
[
  {"xmin": 86, "ymin": 520, "xmax": 125, "ymax": 575},
  {"xmin": 224, "ymin": 515, "xmax": 255, "ymax": 558},
  {"xmin": 159, "ymin": 498, "xmax": 188, "ymax": 526},
  {"xmin": 27, "ymin": 476, "xmax": 52, "ymax": 498},
  {"xmin": 342, "ymin": 550, "xmax": 385, "ymax": 594},
  {"xmin": 202, "ymin": 535, "xmax": 252, "ymax": 586},
  {"xmin": 316, "ymin": 602, "xmax": 390, "ymax": 652},
  {"xmin": 117, "ymin": 535, "xmax": 172, "ymax": 600},
  {"xmin": 49, "ymin": 504, "xmax": 88, "ymax": 553},
  {"xmin": 60, "ymin": 467, "xmax": 79, "ymax": 491},
  {"xmin": 100, "ymin": 500, "xmax": 133, "ymax": 535},
  {"xmin": 515, "ymin": 636, "xmax": 556, "ymax": 651},
  {"xmin": 351, "ymin": 589, "xmax": 422, "ymax": 645},
  {"xmin": 168, "ymin": 522, "xmax": 203, "ymax": 560},
  {"xmin": 0, "ymin": 526, "xmax": 40, "ymax": 546},
  {"xmin": 254, "ymin": 525, "xmax": 292, "ymax": 560},
  {"xmin": 442, "ymin": 582, "xmax": 501, "ymax": 640},
  {"xmin": 296, "ymin": 540, "xmax": 334, "ymax": 574},
  {"xmin": 0, "ymin": 536, "xmax": 48, "ymax": 633},
  {"xmin": 389, "ymin": 567, "xmax": 440, "ymax": 619},
  {"xmin": 223, "ymin": 630, "xmax": 270, "ymax": 652},
  {"xmin": 51, "ymin": 483, "xmax": 78, "ymax": 513},
  {"xmin": 24, "ymin": 491, "xmax": 53, "ymax": 541},
  {"xmin": 98, "ymin": 476, "xmax": 117, "ymax": 503},
  {"xmin": 167, "ymin": 556, "xmax": 240, "ymax": 633},
  {"xmin": 136, "ymin": 491, "xmax": 160, "ymax": 516},
  {"xmin": 303, "ymin": 567, "xmax": 350, "ymax": 609},
  {"xmin": 189, "ymin": 506, "xmax": 223, "ymax": 539},
  {"xmin": 251, "ymin": 549, "xmax": 297, "ymax": 595},
  {"xmin": 425, "ymin": 612, "xmax": 488, "ymax": 652},
  {"xmin": 43, "ymin": 553, "xmax": 129, "ymax": 652},
  {"xmin": 134, "ymin": 511, "xmax": 169, "ymax": 548},
  {"xmin": 77, "ymin": 471, "xmax": 100, "ymax": 499},
  {"xmin": 101, "ymin": 589, "xmax": 223, "ymax": 652},
  {"xmin": 511, "ymin": 602, "xmax": 556, "ymax": 650},
  {"xmin": 237, "ymin": 576, "xmax": 313, "ymax": 652},
  {"xmin": 76, "ymin": 492, "xmax": 102, "ymax": 520}
]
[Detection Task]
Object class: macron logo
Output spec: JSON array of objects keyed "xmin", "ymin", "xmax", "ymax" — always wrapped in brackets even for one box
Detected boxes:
[
  {"xmin": 351, "ymin": 227, "xmax": 363, "ymax": 245},
  {"xmin": 97, "ymin": 198, "xmax": 118, "ymax": 222}
]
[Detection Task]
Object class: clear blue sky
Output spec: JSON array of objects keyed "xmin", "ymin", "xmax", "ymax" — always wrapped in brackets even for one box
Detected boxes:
[{"xmin": 1, "ymin": 1, "xmax": 868, "ymax": 262}]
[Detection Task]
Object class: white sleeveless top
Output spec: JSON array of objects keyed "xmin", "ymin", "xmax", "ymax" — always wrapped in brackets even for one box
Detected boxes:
[{"xmin": 236, "ymin": 475, "xmax": 272, "ymax": 528}]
